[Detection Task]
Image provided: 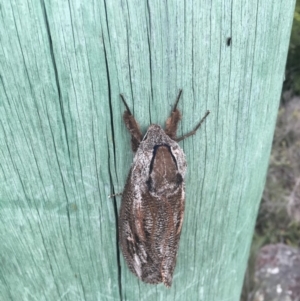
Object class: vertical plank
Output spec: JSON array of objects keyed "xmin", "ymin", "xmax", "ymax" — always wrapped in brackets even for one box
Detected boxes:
[{"xmin": 0, "ymin": 0, "xmax": 295, "ymax": 300}]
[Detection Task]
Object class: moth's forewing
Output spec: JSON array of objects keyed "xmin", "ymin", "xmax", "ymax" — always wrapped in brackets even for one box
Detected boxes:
[{"xmin": 119, "ymin": 125, "xmax": 186, "ymax": 287}]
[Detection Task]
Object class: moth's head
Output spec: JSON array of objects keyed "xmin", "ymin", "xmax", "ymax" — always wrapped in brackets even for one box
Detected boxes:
[{"xmin": 142, "ymin": 124, "xmax": 170, "ymax": 145}]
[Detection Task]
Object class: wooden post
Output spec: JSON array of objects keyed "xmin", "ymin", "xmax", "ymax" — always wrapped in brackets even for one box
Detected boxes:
[{"xmin": 0, "ymin": 0, "xmax": 295, "ymax": 300}]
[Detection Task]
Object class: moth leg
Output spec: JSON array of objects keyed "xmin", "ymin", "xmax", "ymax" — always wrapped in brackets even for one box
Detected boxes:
[
  {"xmin": 120, "ymin": 94, "xmax": 143, "ymax": 152},
  {"xmin": 165, "ymin": 89, "xmax": 183, "ymax": 140},
  {"xmin": 108, "ymin": 192, "xmax": 123, "ymax": 198},
  {"xmin": 175, "ymin": 110, "xmax": 210, "ymax": 142}
]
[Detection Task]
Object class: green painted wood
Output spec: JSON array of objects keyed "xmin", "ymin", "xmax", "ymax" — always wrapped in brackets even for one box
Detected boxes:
[{"xmin": 0, "ymin": 0, "xmax": 295, "ymax": 300}]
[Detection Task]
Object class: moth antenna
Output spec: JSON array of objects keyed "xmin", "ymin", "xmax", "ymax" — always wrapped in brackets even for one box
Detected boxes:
[
  {"xmin": 120, "ymin": 94, "xmax": 132, "ymax": 115},
  {"xmin": 172, "ymin": 89, "xmax": 183, "ymax": 112}
]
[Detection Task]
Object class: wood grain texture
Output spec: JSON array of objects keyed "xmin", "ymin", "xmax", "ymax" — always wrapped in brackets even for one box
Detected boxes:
[{"xmin": 0, "ymin": 0, "xmax": 295, "ymax": 300}]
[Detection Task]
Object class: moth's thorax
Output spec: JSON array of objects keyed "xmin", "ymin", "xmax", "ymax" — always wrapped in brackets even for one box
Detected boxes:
[{"xmin": 131, "ymin": 124, "xmax": 187, "ymax": 197}]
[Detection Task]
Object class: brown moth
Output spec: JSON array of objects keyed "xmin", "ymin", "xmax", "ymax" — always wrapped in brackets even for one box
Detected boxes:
[{"xmin": 118, "ymin": 90, "xmax": 209, "ymax": 287}]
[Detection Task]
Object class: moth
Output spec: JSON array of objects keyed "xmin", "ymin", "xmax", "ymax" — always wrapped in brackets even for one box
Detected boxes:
[{"xmin": 118, "ymin": 90, "xmax": 209, "ymax": 287}]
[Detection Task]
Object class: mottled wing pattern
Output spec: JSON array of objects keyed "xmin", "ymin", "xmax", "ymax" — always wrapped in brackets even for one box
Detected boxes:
[{"xmin": 119, "ymin": 145, "xmax": 185, "ymax": 287}]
